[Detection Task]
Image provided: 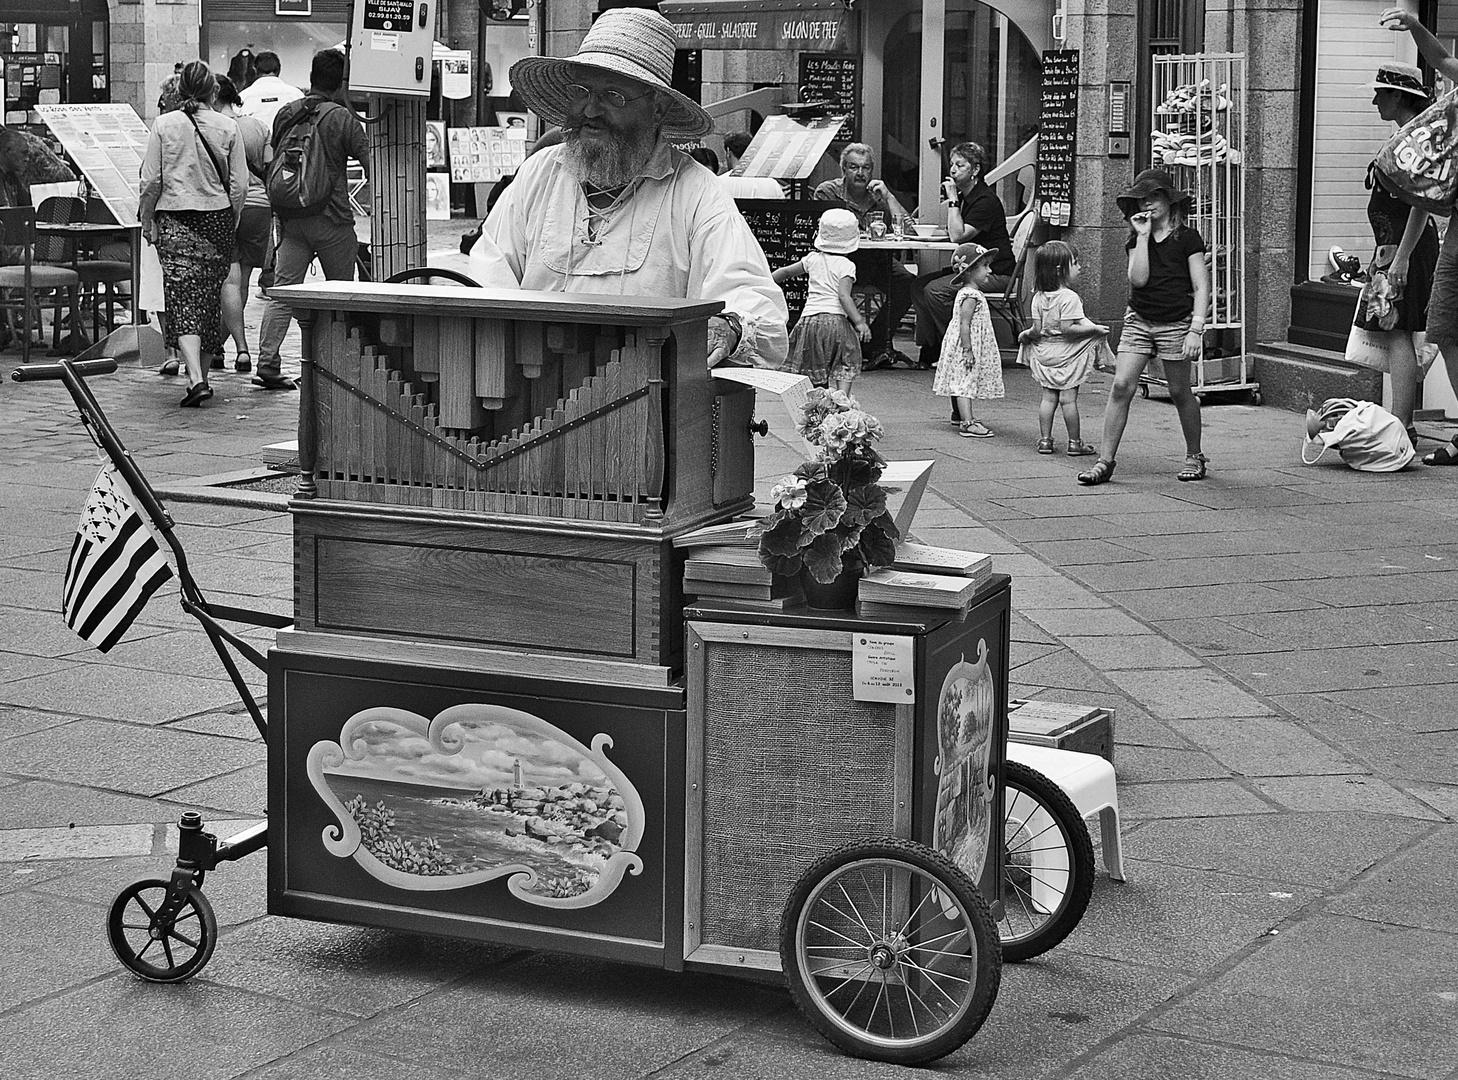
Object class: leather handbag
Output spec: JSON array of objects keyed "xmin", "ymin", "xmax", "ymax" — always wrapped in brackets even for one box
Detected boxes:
[{"xmin": 1374, "ymin": 90, "xmax": 1458, "ymax": 213}]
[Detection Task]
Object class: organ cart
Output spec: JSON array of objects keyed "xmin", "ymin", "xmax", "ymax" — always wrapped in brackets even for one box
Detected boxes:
[{"xmin": 14, "ymin": 282, "xmax": 1091, "ymax": 1065}]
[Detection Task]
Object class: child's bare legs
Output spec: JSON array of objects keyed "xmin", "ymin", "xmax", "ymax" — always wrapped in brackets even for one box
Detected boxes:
[
  {"xmin": 1389, "ymin": 333, "xmax": 1419, "ymax": 428},
  {"xmin": 833, "ymin": 375, "xmax": 855, "ymax": 395},
  {"xmin": 1061, "ymin": 384, "xmax": 1084, "ymax": 440},
  {"xmin": 955, "ymin": 396, "xmax": 976, "ymax": 424},
  {"xmin": 1162, "ymin": 359, "xmax": 1203, "ymax": 456},
  {"xmin": 1095, "ymin": 351, "xmax": 1151, "ymax": 462},
  {"xmin": 1038, "ymin": 388, "xmax": 1060, "ymax": 440}
]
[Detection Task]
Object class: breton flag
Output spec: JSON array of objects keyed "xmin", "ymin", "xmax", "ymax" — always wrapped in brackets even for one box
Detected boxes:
[{"xmin": 62, "ymin": 464, "xmax": 174, "ymax": 653}]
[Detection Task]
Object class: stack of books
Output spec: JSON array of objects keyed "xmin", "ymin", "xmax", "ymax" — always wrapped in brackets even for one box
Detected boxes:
[
  {"xmin": 857, "ymin": 544, "xmax": 993, "ymax": 615},
  {"xmin": 682, "ymin": 546, "xmax": 804, "ymax": 610}
]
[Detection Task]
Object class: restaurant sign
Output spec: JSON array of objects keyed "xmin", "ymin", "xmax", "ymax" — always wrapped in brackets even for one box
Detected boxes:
[{"xmin": 662, "ymin": 6, "xmax": 852, "ymax": 51}]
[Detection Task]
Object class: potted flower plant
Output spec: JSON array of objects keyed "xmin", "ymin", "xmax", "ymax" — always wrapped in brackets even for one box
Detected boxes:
[{"xmin": 757, "ymin": 388, "xmax": 901, "ymax": 609}]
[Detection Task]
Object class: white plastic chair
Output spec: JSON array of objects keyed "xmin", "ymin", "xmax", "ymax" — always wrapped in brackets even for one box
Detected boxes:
[{"xmin": 1006, "ymin": 742, "xmax": 1124, "ymax": 881}]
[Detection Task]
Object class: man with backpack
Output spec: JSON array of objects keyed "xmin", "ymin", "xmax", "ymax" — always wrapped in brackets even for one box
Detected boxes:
[{"xmin": 253, "ymin": 48, "xmax": 369, "ymax": 391}]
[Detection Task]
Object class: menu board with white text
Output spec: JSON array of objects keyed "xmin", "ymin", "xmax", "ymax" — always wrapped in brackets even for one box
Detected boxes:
[{"xmin": 35, "ymin": 103, "xmax": 152, "ymax": 226}]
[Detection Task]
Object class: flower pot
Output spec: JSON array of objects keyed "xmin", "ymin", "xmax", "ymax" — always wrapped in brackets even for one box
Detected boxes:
[{"xmin": 799, "ymin": 564, "xmax": 861, "ymax": 610}]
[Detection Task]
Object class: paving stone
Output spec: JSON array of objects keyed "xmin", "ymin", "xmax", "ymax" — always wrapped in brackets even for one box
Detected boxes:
[
  {"xmin": 1253, "ymin": 775, "xmax": 1441, "ymax": 819},
  {"xmin": 1103, "ymin": 668, "xmax": 1273, "ymax": 720},
  {"xmin": 0, "ymin": 780, "xmax": 179, "ymax": 828},
  {"xmin": 0, "ymin": 890, "xmax": 119, "ymax": 1012},
  {"xmin": 0, "ymin": 704, "xmax": 73, "ymax": 741},
  {"xmin": 1124, "ymin": 812, "xmax": 1432, "ymax": 889},
  {"xmin": 344, "ymin": 954, "xmax": 787, "ymax": 1079},
  {"xmin": 1326, "ymin": 825, "xmax": 1458, "ymax": 933},
  {"xmin": 0, "ymin": 979, "xmax": 352, "ymax": 1080},
  {"xmin": 1167, "ymin": 715, "xmax": 1363, "ymax": 777},
  {"xmin": 4, "ymin": 718, "xmax": 264, "ymax": 796},
  {"xmin": 1018, "ymin": 605, "xmax": 1154, "ymax": 637},
  {"xmin": 1062, "ymin": 633, "xmax": 1204, "ymax": 670},
  {"xmin": 162, "ymin": 763, "xmax": 267, "ymax": 815},
  {"xmin": 1119, "ymin": 779, "xmax": 1276, "ymax": 820},
  {"xmin": 1114, "ymin": 744, "xmax": 1231, "ymax": 783},
  {"xmin": 0, "ymin": 664, "xmax": 243, "ymax": 726},
  {"xmin": 1115, "ymin": 582, "xmax": 1324, "ymax": 620},
  {"xmin": 1017, "ymin": 537, "xmax": 1149, "ymax": 566},
  {"xmin": 1064, "ymin": 1031, "xmax": 1402, "ymax": 1080},
  {"xmin": 1152, "ymin": 916, "xmax": 1458, "ymax": 1078},
  {"xmin": 1214, "ymin": 642, "xmax": 1458, "ymax": 694},
  {"xmin": 243, "ymin": 1047, "xmax": 474, "ymax": 1080},
  {"xmin": 1061, "ymin": 861, "xmax": 1318, "ymax": 972},
  {"xmin": 1070, "ymin": 553, "xmax": 1318, "ymax": 592},
  {"xmin": 1010, "ymin": 575, "xmax": 1108, "ymax": 610},
  {"xmin": 1006, "ymin": 650, "xmax": 1126, "ymax": 694}
]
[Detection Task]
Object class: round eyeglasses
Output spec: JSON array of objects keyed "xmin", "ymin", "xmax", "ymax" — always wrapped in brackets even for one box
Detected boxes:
[{"xmin": 566, "ymin": 83, "xmax": 655, "ymax": 109}]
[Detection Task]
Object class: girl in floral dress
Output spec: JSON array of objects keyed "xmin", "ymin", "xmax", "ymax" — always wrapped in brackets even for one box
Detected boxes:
[{"xmin": 932, "ymin": 243, "xmax": 1004, "ymax": 437}]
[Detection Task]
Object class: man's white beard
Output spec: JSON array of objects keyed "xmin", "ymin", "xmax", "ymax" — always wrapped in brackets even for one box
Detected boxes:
[{"xmin": 562, "ymin": 123, "xmax": 659, "ymax": 188}]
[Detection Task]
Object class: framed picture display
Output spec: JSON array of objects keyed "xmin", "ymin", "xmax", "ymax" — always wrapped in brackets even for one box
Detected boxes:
[{"xmin": 425, "ymin": 121, "xmax": 447, "ymax": 169}]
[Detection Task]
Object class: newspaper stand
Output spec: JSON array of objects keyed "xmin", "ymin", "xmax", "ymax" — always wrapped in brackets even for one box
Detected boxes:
[{"xmin": 9, "ymin": 282, "xmax": 1022, "ymax": 1065}]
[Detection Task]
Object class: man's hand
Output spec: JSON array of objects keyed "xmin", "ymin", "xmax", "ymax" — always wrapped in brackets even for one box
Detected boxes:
[
  {"xmin": 706, "ymin": 314, "xmax": 741, "ymax": 367},
  {"xmin": 867, "ymin": 178, "xmax": 892, "ymax": 203}
]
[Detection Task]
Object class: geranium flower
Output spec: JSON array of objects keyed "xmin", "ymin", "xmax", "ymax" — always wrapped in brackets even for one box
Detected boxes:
[{"xmin": 770, "ymin": 475, "xmax": 808, "ymax": 509}]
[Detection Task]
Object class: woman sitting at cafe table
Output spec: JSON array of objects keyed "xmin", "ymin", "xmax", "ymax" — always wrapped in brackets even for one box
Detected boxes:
[{"xmin": 912, "ymin": 141, "xmax": 1015, "ymax": 368}]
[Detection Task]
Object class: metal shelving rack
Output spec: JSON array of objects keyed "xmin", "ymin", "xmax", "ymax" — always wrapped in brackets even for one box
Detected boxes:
[{"xmin": 1143, "ymin": 53, "xmax": 1258, "ymax": 403}]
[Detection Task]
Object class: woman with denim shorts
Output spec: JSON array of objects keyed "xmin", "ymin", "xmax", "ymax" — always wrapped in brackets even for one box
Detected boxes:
[{"xmin": 1077, "ymin": 169, "xmax": 1212, "ymax": 486}]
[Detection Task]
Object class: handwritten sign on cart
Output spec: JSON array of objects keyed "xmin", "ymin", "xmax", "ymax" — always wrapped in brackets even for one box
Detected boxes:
[
  {"xmin": 853, "ymin": 634, "xmax": 915, "ymax": 703},
  {"xmin": 1035, "ymin": 49, "xmax": 1079, "ymax": 228},
  {"xmin": 798, "ymin": 54, "xmax": 859, "ymax": 142}
]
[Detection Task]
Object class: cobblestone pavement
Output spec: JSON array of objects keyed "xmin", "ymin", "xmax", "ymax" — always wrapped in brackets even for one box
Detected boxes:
[{"xmin": 1, "ymin": 284, "xmax": 1456, "ymax": 1079}]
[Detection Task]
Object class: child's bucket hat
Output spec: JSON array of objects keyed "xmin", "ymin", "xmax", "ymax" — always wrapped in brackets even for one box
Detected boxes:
[{"xmin": 815, "ymin": 208, "xmax": 861, "ymax": 254}]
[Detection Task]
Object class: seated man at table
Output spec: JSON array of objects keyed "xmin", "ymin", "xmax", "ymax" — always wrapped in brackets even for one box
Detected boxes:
[
  {"xmin": 718, "ymin": 131, "xmax": 786, "ymax": 199},
  {"xmin": 467, "ymin": 9, "xmax": 787, "ymax": 369},
  {"xmin": 813, "ymin": 143, "xmax": 916, "ymax": 368}
]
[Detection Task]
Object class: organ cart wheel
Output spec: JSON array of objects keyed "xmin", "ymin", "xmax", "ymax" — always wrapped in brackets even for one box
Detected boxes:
[
  {"xmin": 107, "ymin": 878, "xmax": 217, "ymax": 982},
  {"xmin": 779, "ymin": 837, "xmax": 1001, "ymax": 1065},
  {"xmin": 998, "ymin": 761, "xmax": 1095, "ymax": 962}
]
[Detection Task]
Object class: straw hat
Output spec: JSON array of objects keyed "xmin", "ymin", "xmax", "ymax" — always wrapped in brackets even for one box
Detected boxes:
[
  {"xmin": 815, "ymin": 208, "xmax": 860, "ymax": 254},
  {"xmin": 1116, "ymin": 167, "xmax": 1194, "ymax": 220},
  {"xmin": 949, "ymin": 242, "xmax": 996, "ymax": 285},
  {"xmin": 510, "ymin": 9, "xmax": 713, "ymax": 139},
  {"xmin": 1371, "ymin": 62, "xmax": 1431, "ymax": 101}
]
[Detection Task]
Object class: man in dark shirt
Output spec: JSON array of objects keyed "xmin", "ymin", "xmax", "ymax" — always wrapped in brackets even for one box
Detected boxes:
[
  {"xmin": 254, "ymin": 48, "xmax": 370, "ymax": 390},
  {"xmin": 813, "ymin": 143, "xmax": 916, "ymax": 368},
  {"xmin": 912, "ymin": 142, "xmax": 1015, "ymax": 366}
]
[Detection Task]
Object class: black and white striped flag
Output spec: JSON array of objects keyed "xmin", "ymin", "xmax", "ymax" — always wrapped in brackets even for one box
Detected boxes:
[{"xmin": 62, "ymin": 464, "xmax": 173, "ymax": 653}]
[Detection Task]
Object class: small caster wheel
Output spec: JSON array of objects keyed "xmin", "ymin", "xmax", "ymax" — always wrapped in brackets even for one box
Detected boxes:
[
  {"xmin": 1139, "ymin": 383, "xmax": 1150, "ymax": 399},
  {"xmin": 107, "ymin": 878, "xmax": 217, "ymax": 982},
  {"xmin": 780, "ymin": 837, "xmax": 1000, "ymax": 1064}
]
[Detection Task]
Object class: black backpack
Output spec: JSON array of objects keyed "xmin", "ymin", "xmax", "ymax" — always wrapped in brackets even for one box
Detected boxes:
[{"xmin": 267, "ymin": 99, "xmax": 341, "ymax": 218}]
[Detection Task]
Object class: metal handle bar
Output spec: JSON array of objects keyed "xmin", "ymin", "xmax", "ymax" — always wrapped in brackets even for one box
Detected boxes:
[{"xmin": 11, "ymin": 359, "xmax": 118, "ymax": 382}]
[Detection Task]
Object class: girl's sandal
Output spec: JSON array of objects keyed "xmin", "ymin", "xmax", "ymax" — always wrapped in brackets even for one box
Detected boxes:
[
  {"xmin": 1177, "ymin": 452, "xmax": 1209, "ymax": 482},
  {"xmin": 1076, "ymin": 458, "xmax": 1116, "ymax": 486},
  {"xmin": 1036, "ymin": 437, "xmax": 1056, "ymax": 454},
  {"xmin": 1423, "ymin": 437, "xmax": 1458, "ymax": 466},
  {"xmin": 1066, "ymin": 439, "xmax": 1097, "ymax": 457}
]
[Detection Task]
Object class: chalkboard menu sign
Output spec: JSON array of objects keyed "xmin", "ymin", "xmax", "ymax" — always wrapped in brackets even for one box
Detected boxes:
[
  {"xmin": 798, "ymin": 54, "xmax": 859, "ymax": 143},
  {"xmin": 738, "ymin": 200, "xmax": 825, "ymax": 323},
  {"xmin": 1035, "ymin": 49, "xmax": 1079, "ymax": 228}
]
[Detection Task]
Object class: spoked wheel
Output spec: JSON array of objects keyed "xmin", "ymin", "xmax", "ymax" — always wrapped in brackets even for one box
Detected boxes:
[
  {"xmin": 999, "ymin": 761, "xmax": 1095, "ymax": 962},
  {"xmin": 780, "ymin": 837, "xmax": 1001, "ymax": 1065},
  {"xmin": 107, "ymin": 878, "xmax": 217, "ymax": 982}
]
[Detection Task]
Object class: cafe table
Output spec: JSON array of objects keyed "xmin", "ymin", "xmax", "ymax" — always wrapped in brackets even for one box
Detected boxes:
[{"xmin": 34, "ymin": 220, "xmax": 143, "ymax": 354}]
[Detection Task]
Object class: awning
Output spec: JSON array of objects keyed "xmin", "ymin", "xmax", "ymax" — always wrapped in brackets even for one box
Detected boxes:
[{"xmin": 658, "ymin": 0, "xmax": 856, "ymax": 52}]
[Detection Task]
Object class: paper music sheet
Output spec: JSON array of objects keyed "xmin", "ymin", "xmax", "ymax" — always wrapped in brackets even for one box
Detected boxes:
[
  {"xmin": 878, "ymin": 460, "xmax": 935, "ymax": 537},
  {"xmin": 711, "ymin": 367, "xmax": 813, "ymax": 451}
]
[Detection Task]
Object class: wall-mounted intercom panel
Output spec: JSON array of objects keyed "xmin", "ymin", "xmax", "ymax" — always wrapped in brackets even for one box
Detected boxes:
[{"xmin": 349, "ymin": 0, "xmax": 434, "ymax": 97}]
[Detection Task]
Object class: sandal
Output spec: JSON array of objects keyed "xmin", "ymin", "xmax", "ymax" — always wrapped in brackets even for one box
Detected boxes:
[
  {"xmin": 1177, "ymin": 452, "xmax": 1209, "ymax": 482},
  {"xmin": 158, "ymin": 358, "xmax": 180, "ymax": 377},
  {"xmin": 1037, "ymin": 437, "xmax": 1056, "ymax": 455},
  {"xmin": 1076, "ymin": 458, "xmax": 1116, "ymax": 486},
  {"xmin": 1066, "ymin": 439, "xmax": 1097, "ymax": 457},
  {"xmin": 1423, "ymin": 436, "xmax": 1458, "ymax": 466}
]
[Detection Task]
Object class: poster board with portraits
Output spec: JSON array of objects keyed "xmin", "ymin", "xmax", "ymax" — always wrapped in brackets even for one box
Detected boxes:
[{"xmin": 446, "ymin": 126, "xmax": 528, "ymax": 183}]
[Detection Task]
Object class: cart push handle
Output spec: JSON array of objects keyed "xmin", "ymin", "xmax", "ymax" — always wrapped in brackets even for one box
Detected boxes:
[{"xmin": 11, "ymin": 359, "xmax": 119, "ymax": 381}]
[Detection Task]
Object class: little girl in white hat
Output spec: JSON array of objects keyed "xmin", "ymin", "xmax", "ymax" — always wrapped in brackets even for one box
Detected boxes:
[{"xmin": 772, "ymin": 208, "xmax": 873, "ymax": 392}]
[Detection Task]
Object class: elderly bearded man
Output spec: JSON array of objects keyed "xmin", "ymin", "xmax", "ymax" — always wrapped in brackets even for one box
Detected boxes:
[{"xmin": 468, "ymin": 8, "xmax": 788, "ymax": 368}]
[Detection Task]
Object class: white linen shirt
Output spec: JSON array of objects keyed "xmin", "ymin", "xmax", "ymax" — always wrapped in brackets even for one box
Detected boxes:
[
  {"xmin": 469, "ymin": 140, "xmax": 788, "ymax": 368},
  {"xmin": 239, "ymin": 74, "xmax": 304, "ymax": 129}
]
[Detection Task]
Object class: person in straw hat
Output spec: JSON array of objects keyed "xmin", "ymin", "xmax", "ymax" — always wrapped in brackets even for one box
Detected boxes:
[{"xmin": 467, "ymin": 7, "xmax": 787, "ymax": 368}]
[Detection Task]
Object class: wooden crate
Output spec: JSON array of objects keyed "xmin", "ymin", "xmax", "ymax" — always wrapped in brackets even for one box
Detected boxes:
[{"xmin": 1007, "ymin": 699, "xmax": 1114, "ymax": 763}]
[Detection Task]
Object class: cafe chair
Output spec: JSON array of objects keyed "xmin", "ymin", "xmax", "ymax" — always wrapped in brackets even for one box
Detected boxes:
[
  {"xmin": 0, "ymin": 205, "xmax": 82, "ymax": 364},
  {"xmin": 37, "ymin": 196, "xmax": 133, "ymax": 341},
  {"xmin": 986, "ymin": 208, "xmax": 1041, "ymax": 339}
]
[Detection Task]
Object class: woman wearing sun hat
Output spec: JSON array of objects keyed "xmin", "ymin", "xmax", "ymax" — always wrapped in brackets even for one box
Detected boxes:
[
  {"xmin": 466, "ymin": 7, "xmax": 787, "ymax": 369},
  {"xmin": 1358, "ymin": 61, "xmax": 1440, "ymax": 447}
]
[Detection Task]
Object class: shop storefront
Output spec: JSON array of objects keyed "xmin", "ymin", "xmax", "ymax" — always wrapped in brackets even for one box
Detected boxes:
[
  {"xmin": 1, "ymin": 0, "xmax": 110, "ymax": 123},
  {"xmin": 201, "ymin": 0, "xmax": 352, "ymax": 90}
]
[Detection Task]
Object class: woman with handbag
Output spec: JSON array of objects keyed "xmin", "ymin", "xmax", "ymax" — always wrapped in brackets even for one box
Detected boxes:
[
  {"xmin": 1354, "ymin": 62, "xmax": 1440, "ymax": 444},
  {"xmin": 138, "ymin": 60, "xmax": 248, "ymax": 407}
]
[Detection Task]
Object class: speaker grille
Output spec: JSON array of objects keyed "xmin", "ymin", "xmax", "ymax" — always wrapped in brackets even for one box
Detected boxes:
[{"xmin": 699, "ymin": 641, "xmax": 899, "ymax": 953}]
